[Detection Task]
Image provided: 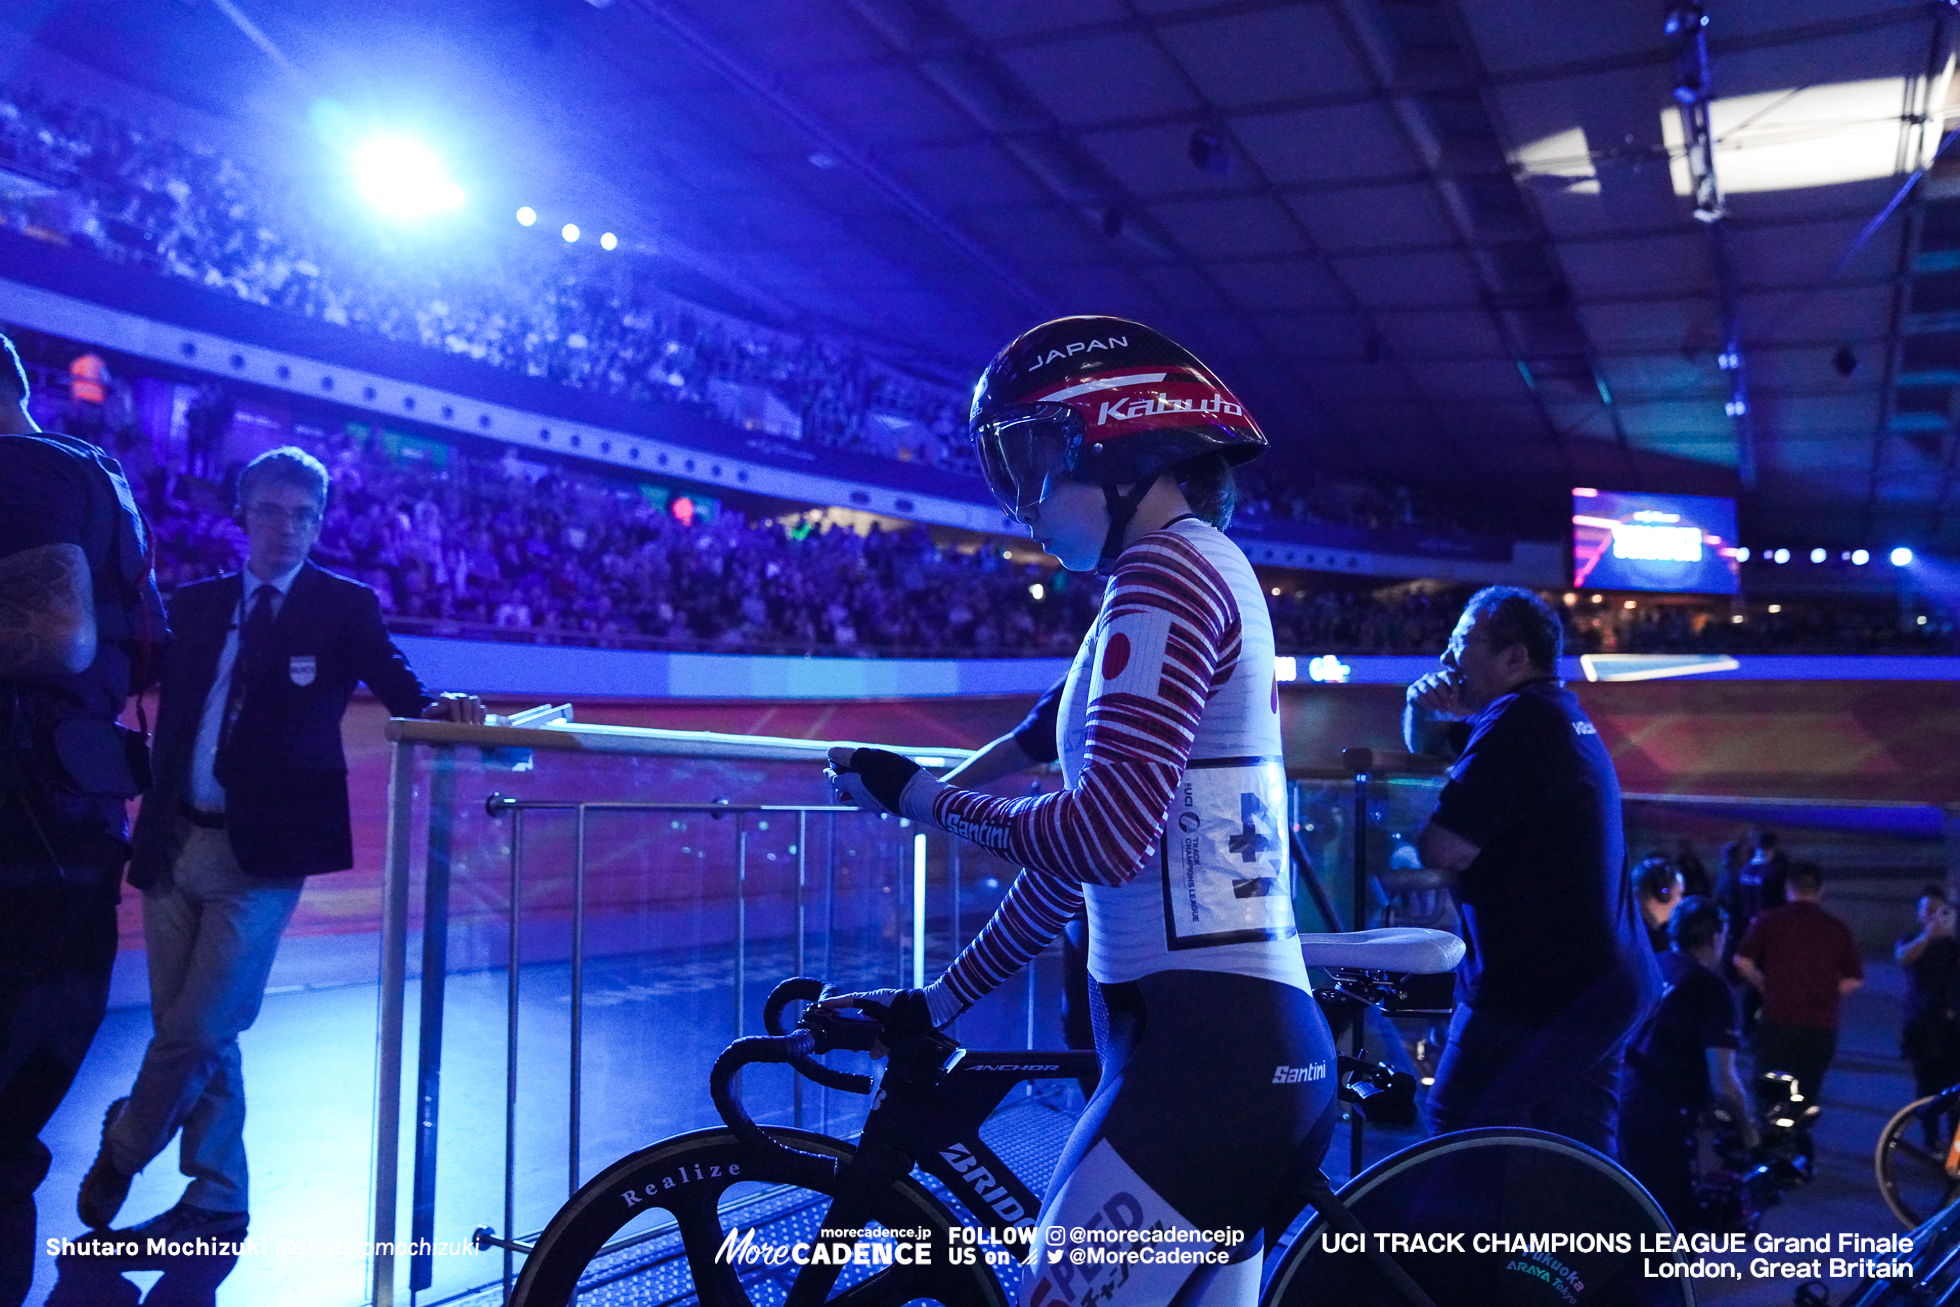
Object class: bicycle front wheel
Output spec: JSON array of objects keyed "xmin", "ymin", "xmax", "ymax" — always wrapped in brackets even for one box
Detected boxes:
[
  {"xmin": 1875, "ymin": 1094, "xmax": 1960, "ymax": 1229},
  {"xmin": 509, "ymin": 1126, "xmax": 1011, "ymax": 1307},
  {"xmin": 1263, "ymin": 1128, "xmax": 1694, "ymax": 1307}
]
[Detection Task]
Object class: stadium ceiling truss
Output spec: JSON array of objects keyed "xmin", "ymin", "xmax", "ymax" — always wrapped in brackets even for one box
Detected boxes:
[
  {"xmin": 19, "ymin": 0, "xmax": 1960, "ymax": 547},
  {"xmin": 609, "ymin": 0, "xmax": 1960, "ymax": 548}
]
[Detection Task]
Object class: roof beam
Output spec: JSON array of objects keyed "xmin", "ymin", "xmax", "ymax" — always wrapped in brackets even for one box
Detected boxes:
[{"xmin": 623, "ymin": 0, "xmax": 1054, "ymax": 317}]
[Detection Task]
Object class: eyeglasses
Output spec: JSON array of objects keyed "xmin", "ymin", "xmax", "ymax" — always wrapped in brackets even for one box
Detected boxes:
[
  {"xmin": 245, "ymin": 503, "xmax": 322, "ymax": 529},
  {"xmin": 1445, "ymin": 632, "xmax": 1501, "ymax": 658}
]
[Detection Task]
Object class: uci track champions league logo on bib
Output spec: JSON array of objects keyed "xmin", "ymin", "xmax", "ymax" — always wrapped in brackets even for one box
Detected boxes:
[{"xmin": 1160, "ymin": 758, "xmax": 1293, "ymax": 950}]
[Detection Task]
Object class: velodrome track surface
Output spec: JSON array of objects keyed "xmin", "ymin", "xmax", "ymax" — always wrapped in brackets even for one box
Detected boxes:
[{"xmin": 105, "ymin": 675, "xmax": 1959, "ymax": 956}]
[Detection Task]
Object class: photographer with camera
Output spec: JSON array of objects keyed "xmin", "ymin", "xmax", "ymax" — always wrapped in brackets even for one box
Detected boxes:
[{"xmin": 1620, "ymin": 897, "xmax": 1757, "ymax": 1232}]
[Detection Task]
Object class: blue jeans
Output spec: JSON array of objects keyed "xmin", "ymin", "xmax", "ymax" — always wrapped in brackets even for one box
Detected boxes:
[
  {"xmin": 107, "ymin": 825, "xmax": 302, "ymax": 1213},
  {"xmin": 1427, "ymin": 969, "xmax": 1651, "ymax": 1157}
]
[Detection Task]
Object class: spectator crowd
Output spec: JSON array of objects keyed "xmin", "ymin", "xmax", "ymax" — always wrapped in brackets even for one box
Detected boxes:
[
  {"xmin": 0, "ymin": 81, "xmax": 1490, "ymax": 540},
  {"xmin": 0, "ymin": 84, "xmax": 970, "ymax": 465},
  {"xmin": 18, "ymin": 351, "xmax": 1953, "ymax": 659}
]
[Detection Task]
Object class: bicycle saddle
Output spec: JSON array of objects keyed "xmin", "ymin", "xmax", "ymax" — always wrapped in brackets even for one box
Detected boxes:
[{"xmin": 1298, "ymin": 928, "xmax": 1464, "ymax": 974}]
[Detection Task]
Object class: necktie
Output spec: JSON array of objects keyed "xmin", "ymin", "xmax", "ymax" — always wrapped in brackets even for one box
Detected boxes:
[{"xmin": 214, "ymin": 585, "xmax": 277, "ymax": 784}]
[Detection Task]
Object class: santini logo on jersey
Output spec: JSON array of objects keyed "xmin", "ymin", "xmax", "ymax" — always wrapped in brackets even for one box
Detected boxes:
[
  {"xmin": 1027, "ymin": 335, "xmax": 1128, "ymax": 369},
  {"xmin": 1272, "ymin": 1062, "xmax": 1328, "ymax": 1085},
  {"xmin": 1571, "ymin": 720, "xmax": 1598, "ymax": 736}
]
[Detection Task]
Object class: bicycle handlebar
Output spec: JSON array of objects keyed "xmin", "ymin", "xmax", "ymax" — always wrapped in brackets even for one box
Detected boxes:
[
  {"xmin": 762, "ymin": 977, "xmax": 876, "ymax": 1095},
  {"xmin": 763, "ymin": 977, "xmax": 823, "ymax": 1035},
  {"xmin": 710, "ymin": 1032, "xmax": 844, "ymax": 1178}
]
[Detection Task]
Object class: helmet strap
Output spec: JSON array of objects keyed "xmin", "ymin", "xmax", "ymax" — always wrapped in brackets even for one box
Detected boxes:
[{"xmin": 1097, "ymin": 474, "xmax": 1159, "ymax": 572}]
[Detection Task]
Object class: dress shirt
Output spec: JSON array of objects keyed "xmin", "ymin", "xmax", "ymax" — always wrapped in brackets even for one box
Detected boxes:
[{"xmin": 188, "ymin": 560, "xmax": 305, "ymax": 812}]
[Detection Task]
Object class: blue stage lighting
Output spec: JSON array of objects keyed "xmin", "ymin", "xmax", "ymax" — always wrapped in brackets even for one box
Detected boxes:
[
  {"xmin": 1809, "ymin": 547, "xmax": 1826, "ymax": 563},
  {"xmin": 1772, "ymin": 548, "xmax": 1790, "ymax": 564},
  {"xmin": 562, "ymin": 223, "xmax": 581, "ymax": 243},
  {"xmin": 352, "ymin": 136, "xmax": 464, "ymax": 219},
  {"xmin": 1891, "ymin": 546, "xmax": 1914, "ymax": 566},
  {"xmin": 516, "ymin": 206, "xmax": 537, "ymax": 226},
  {"xmin": 1852, "ymin": 548, "xmax": 1869, "ymax": 565},
  {"xmin": 600, "ymin": 232, "xmax": 618, "ymax": 251}
]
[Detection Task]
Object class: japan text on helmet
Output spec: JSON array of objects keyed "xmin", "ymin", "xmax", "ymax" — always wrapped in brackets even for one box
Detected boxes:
[{"xmin": 968, "ymin": 316, "xmax": 1266, "ymax": 521}]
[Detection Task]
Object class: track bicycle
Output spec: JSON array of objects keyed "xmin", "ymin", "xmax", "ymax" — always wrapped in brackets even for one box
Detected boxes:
[
  {"xmin": 1875, "ymin": 1080, "xmax": 1960, "ymax": 1228},
  {"xmin": 506, "ymin": 929, "xmax": 1693, "ymax": 1307}
]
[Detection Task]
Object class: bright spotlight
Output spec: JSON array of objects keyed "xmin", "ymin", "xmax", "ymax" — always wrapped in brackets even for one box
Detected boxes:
[
  {"xmin": 1735, "ymin": 546, "xmax": 1751, "ymax": 562},
  {"xmin": 600, "ymin": 231, "xmax": 618, "ymax": 251},
  {"xmin": 1772, "ymin": 548, "xmax": 1790, "ymax": 564},
  {"xmin": 516, "ymin": 206, "xmax": 536, "ymax": 226},
  {"xmin": 352, "ymin": 136, "xmax": 465, "ymax": 220},
  {"xmin": 1852, "ymin": 548, "xmax": 1869, "ymax": 565},
  {"xmin": 562, "ymin": 223, "xmax": 581, "ymax": 243},
  {"xmin": 1809, "ymin": 547, "xmax": 1826, "ymax": 564},
  {"xmin": 1892, "ymin": 546, "xmax": 1914, "ymax": 566}
]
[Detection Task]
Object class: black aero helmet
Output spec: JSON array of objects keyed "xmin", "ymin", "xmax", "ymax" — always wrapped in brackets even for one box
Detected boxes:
[{"xmin": 969, "ymin": 316, "xmax": 1265, "ymax": 565}]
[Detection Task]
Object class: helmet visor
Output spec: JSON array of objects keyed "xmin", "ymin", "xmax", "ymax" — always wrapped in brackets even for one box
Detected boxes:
[{"xmin": 972, "ymin": 403, "xmax": 1081, "ymax": 520}]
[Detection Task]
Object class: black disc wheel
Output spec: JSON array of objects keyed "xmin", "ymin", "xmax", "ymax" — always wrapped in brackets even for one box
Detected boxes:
[
  {"xmin": 509, "ymin": 1127, "xmax": 1010, "ymax": 1307},
  {"xmin": 1262, "ymin": 1129, "xmax": 1694, "ymax": 1307},
  {"xmin": 1875, "ymin": 1094, "xmax": 1960, "ymax": 1230}
]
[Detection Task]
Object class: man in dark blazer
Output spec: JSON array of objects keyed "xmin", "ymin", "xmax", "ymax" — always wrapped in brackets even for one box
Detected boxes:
[{"xmin": 78, "ymin": 445, "xmax": 480, "ymax": 1241}]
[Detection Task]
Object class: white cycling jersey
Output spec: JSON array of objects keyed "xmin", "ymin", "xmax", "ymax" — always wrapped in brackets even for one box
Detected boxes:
[
  {"xmin": 1065, "ymin": 520, "xmax": 1307, "ymax": 991},
  {"xmin": 915, "ymin": 517, "xmax": 1307, "ymax": 1009}
]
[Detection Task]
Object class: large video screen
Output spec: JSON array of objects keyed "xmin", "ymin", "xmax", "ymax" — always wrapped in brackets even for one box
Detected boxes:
[{"xmin": 1572, "ymin": 488, "xmax": 1741, "ymax": 595}]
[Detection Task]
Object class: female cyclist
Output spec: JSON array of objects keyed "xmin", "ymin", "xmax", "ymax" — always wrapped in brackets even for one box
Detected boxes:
[{"xmin": 824, "ymin": 316, "xmax": 1339, "ymax": 1306}]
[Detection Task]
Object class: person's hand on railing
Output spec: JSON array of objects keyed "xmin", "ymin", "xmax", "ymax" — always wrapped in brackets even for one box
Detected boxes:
[{"xmin": 422, "ymin": 691, "xmax": 487, "ymax": 725}]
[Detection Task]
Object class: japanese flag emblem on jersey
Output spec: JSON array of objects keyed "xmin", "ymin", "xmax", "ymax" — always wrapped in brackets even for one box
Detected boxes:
[
  {"xmin": 1160, "ymin": 756, "xmax": 1293, "ymax": 949},
  {"xmin": 289, "ymin": 655, "xmax": 317, "ymax": 687}
]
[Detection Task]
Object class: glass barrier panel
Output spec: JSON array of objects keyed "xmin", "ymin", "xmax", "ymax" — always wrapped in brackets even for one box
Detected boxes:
[{"xmin": 370, "ymin": 725, "xmax": 1069, "ymax": 1306}]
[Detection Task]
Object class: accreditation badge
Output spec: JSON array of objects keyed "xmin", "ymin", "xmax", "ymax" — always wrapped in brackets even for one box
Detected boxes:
[
  {"xmin": 1160, "ymin": 755, "xmax": 1294, "ymax": 949},
  {"xmin": 289, "ymin": 654, "xmax": 317, "ymax": 687}
]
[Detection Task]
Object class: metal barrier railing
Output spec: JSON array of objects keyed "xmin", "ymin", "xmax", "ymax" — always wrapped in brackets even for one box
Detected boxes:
[
  {"xmin": 366, "ymin": 718, "xmax": 1037, "ymax": 1307},
  {"xmin": 472, "ymin": 797, "xmax": 857, "ymax": 1297}
]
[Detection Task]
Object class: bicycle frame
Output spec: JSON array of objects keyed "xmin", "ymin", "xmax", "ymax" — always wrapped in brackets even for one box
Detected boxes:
[
  {"xmin": 716, "ymin": 980, "xmax": 1438, "ymax": 1307},
  {"xmin": 770, "ymin": 1042, "xmax": 1094, "ymax": 1306}
]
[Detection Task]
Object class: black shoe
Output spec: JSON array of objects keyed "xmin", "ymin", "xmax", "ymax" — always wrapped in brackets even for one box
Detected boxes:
[
  {"xmin": 113, "ymin": 1201, "xmax": 249, "ymax": 1244},
  {"xmin": 76, "ymin": 1097, "xmax": 132, "ymax": 1230}
]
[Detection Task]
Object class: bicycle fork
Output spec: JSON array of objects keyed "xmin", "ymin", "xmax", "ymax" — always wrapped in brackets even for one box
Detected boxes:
[
  {"xmin": 1291, "ymin": 1170, "xmax": 1442, "ymax": 1307},
  {"xmin": 781, "ymin": 1139, "xmax": 920, "ymax": 1307}
]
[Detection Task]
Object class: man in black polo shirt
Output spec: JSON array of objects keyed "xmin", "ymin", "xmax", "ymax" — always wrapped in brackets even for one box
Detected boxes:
[
  {"xmin": 1620, "ymin": 897, "xmax": 1757, "ymax": 1230},
  {"xmin": 1405, "ymin": 586, "xmax": 1658, "ymax": 1152}
]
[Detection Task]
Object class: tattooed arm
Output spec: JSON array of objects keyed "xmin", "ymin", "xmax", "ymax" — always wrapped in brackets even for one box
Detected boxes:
[{"xmin": 0, "ymin": 543, "xmax": 96, "ymax": 679}]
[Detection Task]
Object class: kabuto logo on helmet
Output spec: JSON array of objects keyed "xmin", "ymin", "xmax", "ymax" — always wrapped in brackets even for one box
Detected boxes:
[{"xmin": 1029, "ymin": 370, "xmax": 1247, "ymax": 432}]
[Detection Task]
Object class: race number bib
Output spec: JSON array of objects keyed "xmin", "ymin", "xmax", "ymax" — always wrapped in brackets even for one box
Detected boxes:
[{"xmin": 1159, "ymin": 756, "xmax": 1294, "ymax": 950}]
